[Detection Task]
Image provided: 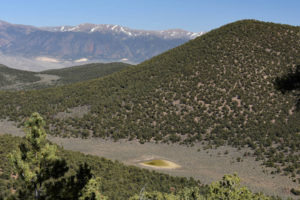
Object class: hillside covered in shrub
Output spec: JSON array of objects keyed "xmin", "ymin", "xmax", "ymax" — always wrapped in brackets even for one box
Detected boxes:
[
  {"xmin": 0, "ymin": 62, "xmax": 130, "ymax": 90},
  {"xmin": 0, "ymin": 20, "xmax": 299, "ymax": 178},
  {"xmin": 40, "ymin": 62, "xmax": 131, "ymax": 85},
  {"xmin": 0, "ymin": 64, "xmax": 40, "ymax": 87}
]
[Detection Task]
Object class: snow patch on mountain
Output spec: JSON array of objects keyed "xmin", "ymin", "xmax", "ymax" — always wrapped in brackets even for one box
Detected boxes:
[{"xmin": 39, "ymin": 23, "xmax": 205, "ymax": 39}]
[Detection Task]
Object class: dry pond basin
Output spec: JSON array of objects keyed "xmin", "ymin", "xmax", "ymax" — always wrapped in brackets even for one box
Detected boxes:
[{"xmin": 140, "ymin": 159, "xmax": 181, "ymax": 169}]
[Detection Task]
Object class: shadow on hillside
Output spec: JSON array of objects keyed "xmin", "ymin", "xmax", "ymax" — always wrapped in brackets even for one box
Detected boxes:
[{"xmin": 274, "ymin": 65, "xmax": 300, "ymax": 111}]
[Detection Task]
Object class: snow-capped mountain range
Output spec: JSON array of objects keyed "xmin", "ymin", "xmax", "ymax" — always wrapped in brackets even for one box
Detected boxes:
[
  {"xmin": 40, "ymin": 23, "xmax": 204, "ymax": 39},
  {"xmin": 0, "ymin": 20, "xmax": 205, "ymax": 71}
]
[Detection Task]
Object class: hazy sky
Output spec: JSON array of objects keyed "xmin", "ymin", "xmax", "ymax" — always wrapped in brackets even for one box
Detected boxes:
[{"xmin": 0, "ymin": 0, "xmax": 299, "ymax": 32}]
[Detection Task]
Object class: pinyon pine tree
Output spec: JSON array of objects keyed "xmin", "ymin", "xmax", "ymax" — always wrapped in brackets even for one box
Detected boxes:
[
  {"xmin": 79, "ymin": 177, "xmax": 107, "ymax": 200},
  {"xmin": 207, "ymin": 174, "xmax": 269, "ymax": 200},
  {"xmin": 9, "ymin": 113, "xmax": 106, "ymax": 200},
  {"xmin": 10, "ymin": 112, "xmax": 60, "ymax": 199}
]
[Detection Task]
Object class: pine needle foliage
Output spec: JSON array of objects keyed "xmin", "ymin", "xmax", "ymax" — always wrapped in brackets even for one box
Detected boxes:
[
  {"xmin": 10, "ymin": 112, "xmax": 61, "ymax": 199},
  {"xmin": 79, "ymin": 177, "xmax": 108, "ymax": 200}
]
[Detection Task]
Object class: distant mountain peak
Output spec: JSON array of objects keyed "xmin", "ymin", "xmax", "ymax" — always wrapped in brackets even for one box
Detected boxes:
[
  {"xmin": 0, "ymin": 19, "xmax": 205, "ymax": 39},
  {"xmin": 0, "ymin": 20, "xmax": 10, "ymax": 26},
  {"xmin": 39, "ymin": 23, "xmax": 204, "ymax": 39},
  {"xmin": 0, "ymin": 19, "xmax": 205, "ymax": 71}
]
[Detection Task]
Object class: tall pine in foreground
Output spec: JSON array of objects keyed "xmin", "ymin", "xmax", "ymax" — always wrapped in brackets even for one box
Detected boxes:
[
  {"xmin": 9, "ymin": 113, "xmax": 106, "ymax": 199},
  {"xmin": 10, "ymin": 112, "xmax": 61, "ymax": 199}
]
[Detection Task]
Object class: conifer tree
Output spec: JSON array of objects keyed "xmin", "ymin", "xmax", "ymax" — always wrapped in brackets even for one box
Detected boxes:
[
  {"xmin": 10, "ymin": 112, "xmax": 61, "ymax": 199},
  {"xmin": 79, "ymin": 177, "xmax": 107, "ymax": 200},
  {"xmin": 208, "ymin": 174, "xmax": 269, "ymax": 200},
  {"xmin": 130, "ymin": 174, "xmax": 270, "ymax": 200},
  {"xmin": 10, "ymin": 112, "xmax": 106, "ymax": 200}
]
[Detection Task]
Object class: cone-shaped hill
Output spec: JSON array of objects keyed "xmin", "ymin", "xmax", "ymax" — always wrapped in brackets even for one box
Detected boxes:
[{"xmin": 0, "ymin": 20, "xmax": 299, "ymax": 175}]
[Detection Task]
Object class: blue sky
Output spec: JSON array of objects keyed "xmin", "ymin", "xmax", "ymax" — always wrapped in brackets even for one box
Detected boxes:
[{"xmin": 0, "ymin": 0, "xmax": 299, "ymax": 32}]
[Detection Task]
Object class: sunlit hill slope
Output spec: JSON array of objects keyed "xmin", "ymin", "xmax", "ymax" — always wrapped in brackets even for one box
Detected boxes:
[{"xmin": 0, "ymin": 20, "xmax": 299, "ymax": 176}]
